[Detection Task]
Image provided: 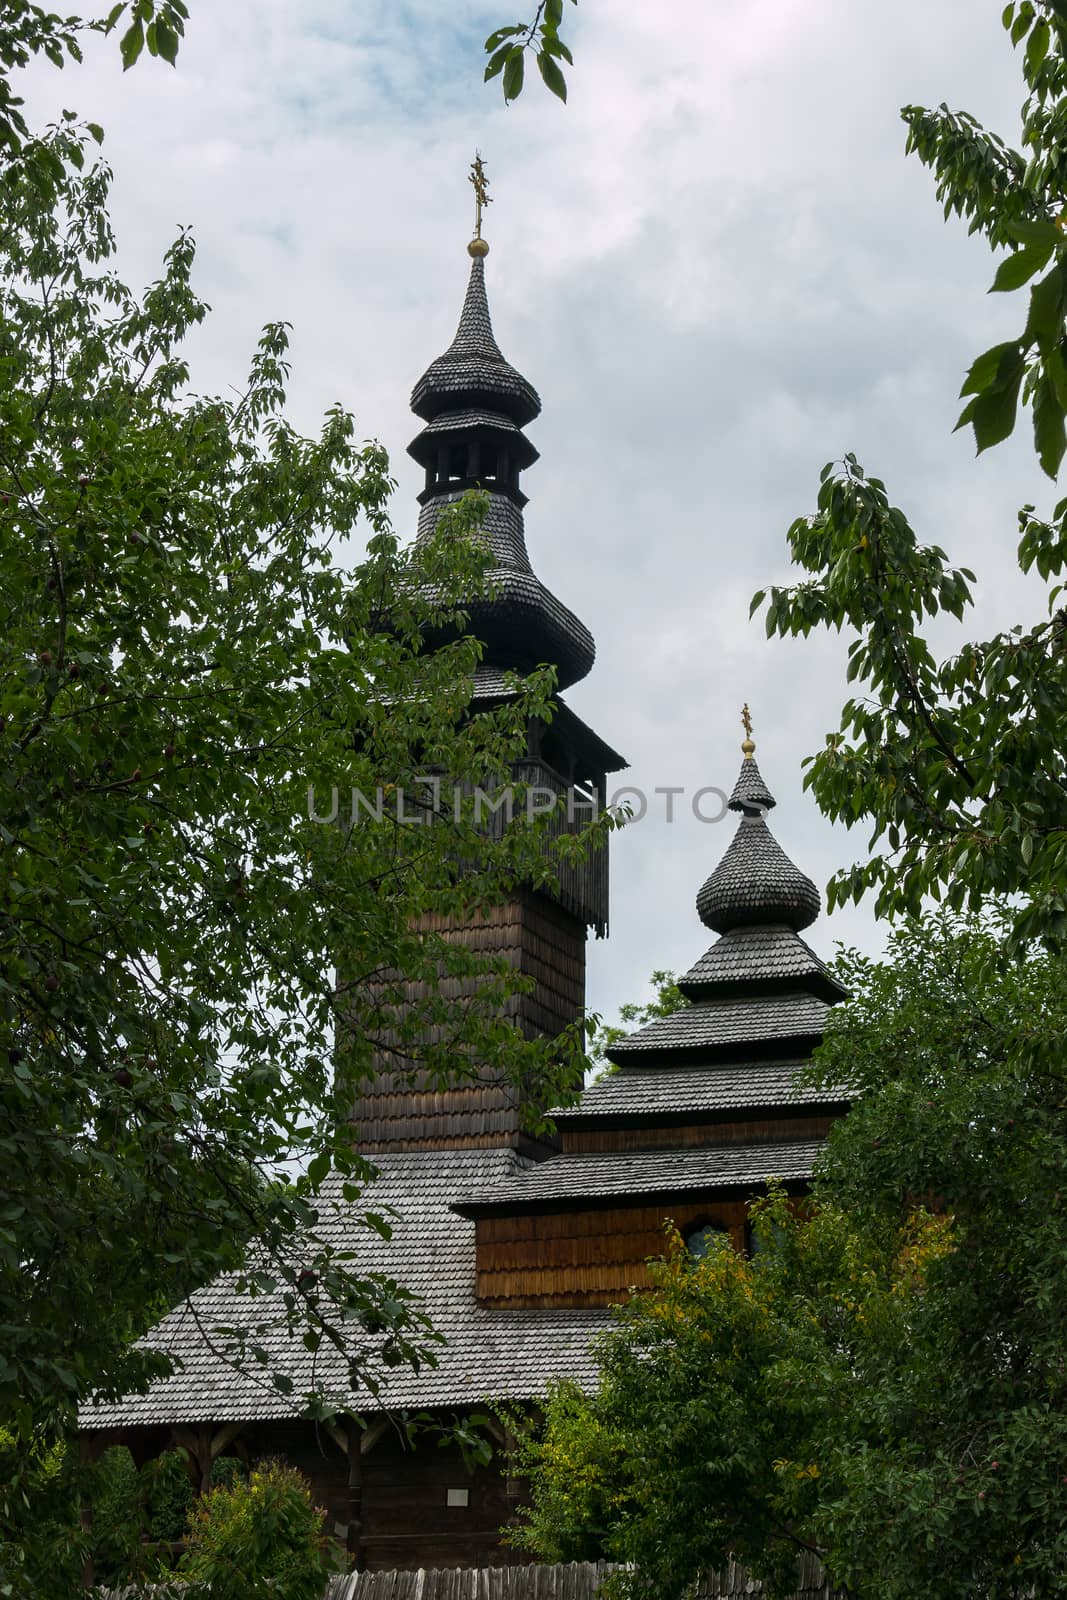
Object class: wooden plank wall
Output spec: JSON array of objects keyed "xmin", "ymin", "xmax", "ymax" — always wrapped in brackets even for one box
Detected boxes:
[
  {"xmin": 562, "ymin": 1114, "xmax": 837, "ymax": 1153},
  {"xmin": 349, "ymin": 893, "xmax": 586, "ymax": 1153},
  {"xmin": 475, "ymin": 1200, "xmax": 751, "ymax": 1307}
]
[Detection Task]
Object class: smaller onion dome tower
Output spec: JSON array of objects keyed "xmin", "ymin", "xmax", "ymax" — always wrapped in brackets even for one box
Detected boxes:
[
  {"xmin": 610, "ymin": 708, "xmax": 849, "ymax": 1067},
  {"xmin": 453, "ymin": 710, "xmax": 853, "ymax": 1306}
]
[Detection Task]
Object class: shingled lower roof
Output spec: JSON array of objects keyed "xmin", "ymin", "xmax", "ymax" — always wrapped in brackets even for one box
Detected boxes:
[
  {"xmin": 80, "ymin": 1150, "xmax": 608, "ymax": 1431},
  {"xmin": 678, "ymin": 924, "xmax": 849, "ymax": 1004},
  {"xmin": 452, "ymin": 1140, "xmax": 822, "ymax": 1216},
  {"xmin": 413, "ymin": 491, "xmax": 596, "ymax": 691},
  {"xmin": 607, "ymin": 990, "xmax": 829, "ymax": 1066},
  {"xmin": 552, "ymin": 1060, "xmax": 851, "ymax": 1122}
]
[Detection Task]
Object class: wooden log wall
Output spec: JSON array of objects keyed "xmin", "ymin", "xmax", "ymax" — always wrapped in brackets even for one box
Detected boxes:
[
  {"xmin": 475, "ymin": 1200, "xmax": 752, "ymax": 1307},
  {"xmin": 561, "ymin": 1113, "xmax": 837, "ymax": 1154},
  {"xmin": 350, "ymin": 893, "xmax": 586, "ymax": 1154},
  {"xmin": 96, "ymin": 1415, "xmax": 525, "ymax": 1576}
]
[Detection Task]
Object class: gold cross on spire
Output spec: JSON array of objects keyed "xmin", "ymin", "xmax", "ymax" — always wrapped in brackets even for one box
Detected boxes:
[
  {"xmin": 468, "ymin": 153, "xmax": 492, "ymax": 258},
  {"xmin": 741, "ymin": 703, "xmax": 755, "ymax": 759}
]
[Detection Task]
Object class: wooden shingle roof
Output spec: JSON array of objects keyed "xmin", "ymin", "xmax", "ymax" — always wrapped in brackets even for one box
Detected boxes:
[
  {"xmin": 452, "ymin": 1141, "xmax": 823, "ymax": 1217},
  {"xmin": 606, "ymin": 992, "xmax": 829, "ymax": 1066},
  {"xmin": 677, "ymin": 925, "xmax": 848, "ymax": 1005},
  {"xmin": 696, "ymin": 817, "xmax": 821, "ymax": 935},
  {"xmin": 80, "ymin": 1151, "xmax": 608, "ymax": 1431},
  {"xmin": 410, "ymin": 257, "xmax": 541, "ymax": 426},
  {"xmin": 552, "ymin": 1061, "xmax": 849, "ymax": 1123},
  {"xmin": 408, "ymin": 254, "xmax": 596, "ymax": 692}
]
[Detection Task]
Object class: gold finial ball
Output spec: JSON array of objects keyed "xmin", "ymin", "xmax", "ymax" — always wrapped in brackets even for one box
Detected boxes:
[
  {"xmin": 468, "ymin": 236, "xmax": 489, "ymax": 258},
  {"xmin": 741, "ymin": 735, "xmax": 756, "ymax": 758}
]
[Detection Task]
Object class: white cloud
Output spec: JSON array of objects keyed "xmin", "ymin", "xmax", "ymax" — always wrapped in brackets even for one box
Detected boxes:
[{"xmin": 21, "ymin": 0, "xmax": 1045, "ymax": 1022}]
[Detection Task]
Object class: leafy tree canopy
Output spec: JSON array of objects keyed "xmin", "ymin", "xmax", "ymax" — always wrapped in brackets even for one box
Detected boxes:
[
  {"xmin": 511, "ymin": 914, "xmax": 1067, "ymax": 1600},
  {"xmin": 585, "ymin": 968, "xmax": 686, "ymax": 1075},
  {"xmin": 0, "ymin": 10, "xmax": 612, "ymax": 1594},
  {"xmin": 744, "ymin": 4, "xmax": 1067, "ymax": 949}
]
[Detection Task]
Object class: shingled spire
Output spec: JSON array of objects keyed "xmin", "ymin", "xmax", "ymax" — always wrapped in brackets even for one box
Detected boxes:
[
  {"xmin": 605, "ymin": 718, "xmax": 847, "ymax": 1066},
  {"xmin": 406, "ymin": 167, "xmax": 595, "ymax": 691}
]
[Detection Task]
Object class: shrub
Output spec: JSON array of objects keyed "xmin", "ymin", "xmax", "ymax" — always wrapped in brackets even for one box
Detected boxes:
[
  {"xmin": 210, "ymin": 1454, "xmax": 248, "ymax": 1489},
  {"xmin": 142, "ymin": 1448, "xmax": 195, "ymax": 1544},
  {"xmin": 0, "ymin": 1427, "xmax": 84, "ymax": 1595},
  {"xmin": 179, "ymin": 1458, "xmax": 331, "ymax": 1600},
  {"xmin": 91, "ymin": 1445, "xmax": 145, "ymax": 1585}
]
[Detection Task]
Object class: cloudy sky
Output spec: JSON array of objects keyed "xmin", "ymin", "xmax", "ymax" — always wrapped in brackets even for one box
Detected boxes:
[{"xmin": 23, "ymin": 1, "xmax": 1050, "ymax": 1026}]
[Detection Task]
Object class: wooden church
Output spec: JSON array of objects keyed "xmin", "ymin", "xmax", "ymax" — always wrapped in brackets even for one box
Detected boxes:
[{"xmin": 80, "ymin": 189, "xmax": 851, "ymax": 1573}]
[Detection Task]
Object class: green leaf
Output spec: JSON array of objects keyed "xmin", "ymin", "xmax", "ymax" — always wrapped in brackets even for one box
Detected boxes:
[
  {"xmin": 1027, "ymin": 17, "xmax": 1050, "ymax": 70},
  {"xmin": 990, "ymin": 243, "xmax": 1054, "ymax": 293},
  {"xmin": 959, "ymin": 341, "xmax": 1024, "ymax": 398},
  {"xmin": 502, "ymin": 48, "xmax": 525, "ymax": 102},
  {"xmin": 154, "ymin": 20, "xmax": 179, "ymax": 63},
  {"xmin": 1046, "ymin": 343, "xmax": 1067, "ymax": 411},
  {"xmin": 1003, "ymin": 219, "xmax": 1065, "ymax": 248},
  {"xmin": 1022, "ymin": 266, "xmax": 1066, "ymax": 351},
  {"xmin": 86, "ymin": 122, "xmax": 104, "ymax": 145},
  {"xmin": 306, "ymin": 1150, "xmax": 330, "ymax": 1186},
  {"xmin": 1021, "ymin": 832, "xmax": 1035, "ymax": 865},
  {"xmin": 119, "ymin": 17, "xmax": 144, "ymax": 68},
  {"xmin": 537, "ymin": 51, "xmax": 567, "ymax": 101},
  {"xmin": 484, "ymin": 44, "xmax": 511, "ymax": 82},
  {"xmin": 965, "ymin": 363, "xmax": 1026, "ymax": 453},
  {"xmin": 541, "ymin": 34, "xmax": 574, "ymax": 64},
  {"xmin": 483, "ymin": 25, "xmax": 524, "ymax": 50},
  {"xmin": 1033, "ymin": 373, "xmax": 1066, "ymax": 478}
]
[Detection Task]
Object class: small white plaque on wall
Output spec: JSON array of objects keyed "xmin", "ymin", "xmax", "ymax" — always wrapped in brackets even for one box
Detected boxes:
[{"xmin": 446, "ymin": 1488, "xmax": 470, "ymax": 1508}]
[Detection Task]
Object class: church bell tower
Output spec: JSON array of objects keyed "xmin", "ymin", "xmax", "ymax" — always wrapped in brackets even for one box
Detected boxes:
[{"xmin": 349, "ymin": 160, "xmax": 627, "ymax": 1157}]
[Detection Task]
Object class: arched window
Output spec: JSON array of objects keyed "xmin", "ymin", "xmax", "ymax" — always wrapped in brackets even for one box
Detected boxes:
[
  {"xmin": 684, "ymin": 1219, "xmax": 728, "ymax": 1261},
  {"xmin": 747, "ymin": 1217, "xmax": 785, "ymax": 1257}
]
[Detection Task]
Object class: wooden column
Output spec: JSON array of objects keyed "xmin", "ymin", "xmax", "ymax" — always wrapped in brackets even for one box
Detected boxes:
[
  {"xmin": 171, "ymin": 1421, "xmax": 245, "ymax": 1494},
  {"xmin": 77, "ymin": 1433, "xmax": 103, "ymax": 1589},
  {"xmin": 324, "ymin": 1416, "xmax": 387, "ymax": 1569}
]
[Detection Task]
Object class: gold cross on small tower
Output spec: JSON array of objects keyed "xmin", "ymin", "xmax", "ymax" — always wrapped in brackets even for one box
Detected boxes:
[
  {"xmin": 468, "ymin": 153, "xmax": 492, "ymax": 258},
  {"xmin": 741, "ymin": 703, "xmax": 755, "ymax": 759}
]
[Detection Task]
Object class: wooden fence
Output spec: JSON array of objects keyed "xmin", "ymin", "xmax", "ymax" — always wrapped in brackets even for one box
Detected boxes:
[{"xmin": 102, "ymin": 1553, "xmax": 845, "ymax": 1598}]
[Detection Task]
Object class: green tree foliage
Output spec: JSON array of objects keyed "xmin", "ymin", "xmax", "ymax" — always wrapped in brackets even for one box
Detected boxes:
[
  {"xmin": 483, "ymin": 0, "xmax": 577, "ymax": 104},
  {"xmin": 585, "ymin": 968, "xmax": 687, "ymax": 1075},
  {"xmin": 747, "ymin": 8, "xmax": 1067, "ymax": 946},
  {"xmin": 88, "ymin": 1445, "xmax": 146, "ymax": 1586},
  {"xmin": 901, "ymin": 1, "xmax": 1067, "ymax": 475},
  {"xmin": 2, "ymin": 110, "xmax": 600, "ymax": 1435},
  {"xmin": 179, "ymin": 1459, "xmax": 332, "ymax": 1600},
  {"xmin": 513, "ymin": 916, "xmax": 1067, "ymax": 1600},
  {"xmin": 0, "ymin": 1425, "xmax": 86, "ymax": 1590},
  {"xmin": 752, "ymin": 444, "xmax": 1067, "ymax": 946},
  {"xmin": 142, "ymin": 1446, "xmax": 194, "ymax": 1543},
  {"xmin": 0, "ymin": 16, "xmax": 614, "ymax": 1598}
]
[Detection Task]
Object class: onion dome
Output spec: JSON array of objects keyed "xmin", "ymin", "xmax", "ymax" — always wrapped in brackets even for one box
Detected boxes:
[
  {"xmin": 407, "ymin": 232, "xmax": 595, "ymax": 691},
  {"xmin": 410, "ymin": 257, "xmax": 541, "ymax": 426},
  {"xmin": 695, "ymin": 728, "xmax": 820, "ymax": 933},
  {"xmin": 696, "ymin": 813, "xmax": 821, "ymax": 933},
  {"xmin": 728, "ymin": 755, "xmax": 775, "ymax": 814}
]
